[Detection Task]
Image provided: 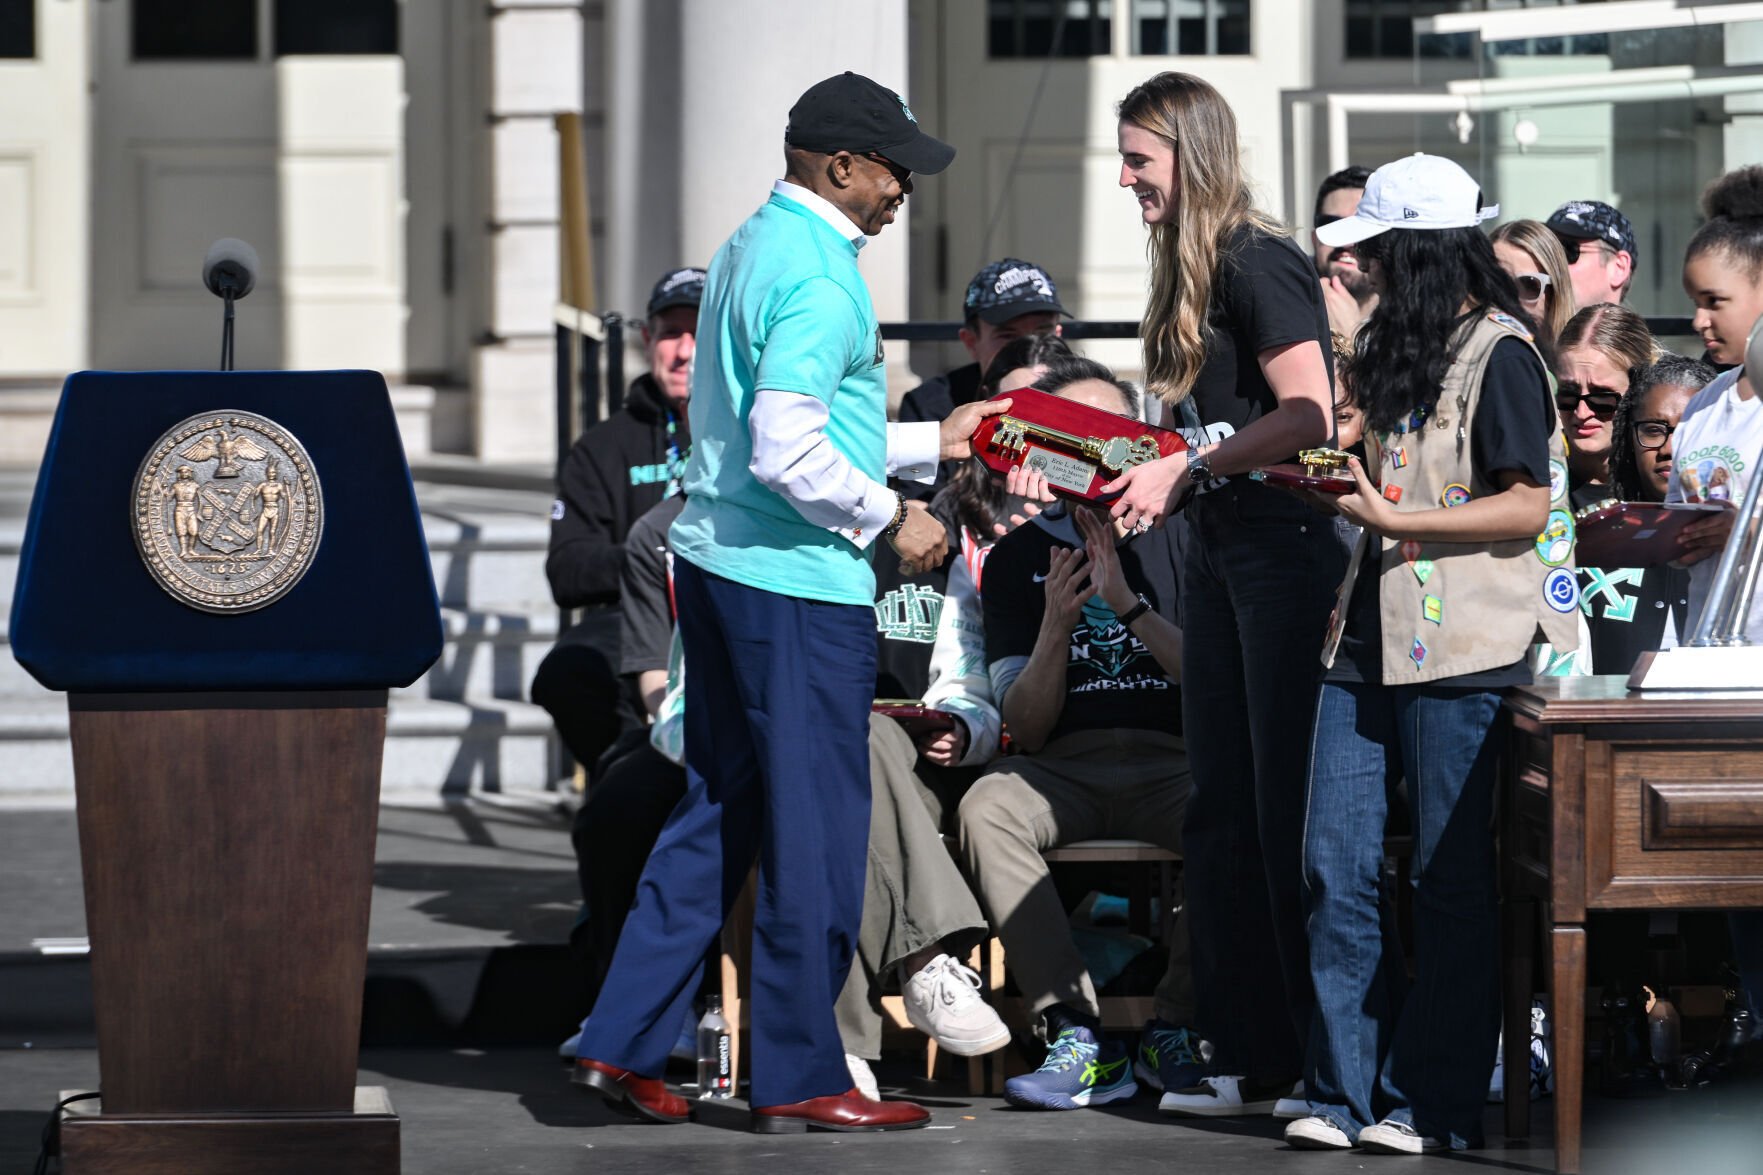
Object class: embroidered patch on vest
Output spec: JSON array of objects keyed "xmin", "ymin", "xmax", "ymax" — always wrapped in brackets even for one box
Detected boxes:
[
  {"xmin": 1400, "ymin": 539, "xmax": 1422, "ymax": 564},
  {"xmin": 1544, "ymin": 567, "xmax": 1580, "ymax": 613},
  {"xmin": 1410, "ymin": 638, "xmax": 1428, "ymax": 667},
  {"xmin": 1440, "ymin": 483, "xmax": 1471, "ymax": 508},
  {"xmin": 1383, "ymin": 483, "xmax": 1403, "ymax": 504},
  {"xmin": 1535, "ymin": 509, "xmax": 1574, "ymax": 567},
  {"xmin": 1486, "ymin": 310, "xmax": 1534, "ymax": 341},
  {"xmin": 1388, "ymin": 448, "xmax": 1407, "ymax": 469},
  {"xmin": 1413, "ymin": 558, "xmax": 1435, "ymax": 585},
  {"xmin": 1548, "ymin": 459, "xmax": 1569, "ymax": 505},
  {"xmin": 1423, "ymin": 594, "xmax": 1443, "ymax": 625}
]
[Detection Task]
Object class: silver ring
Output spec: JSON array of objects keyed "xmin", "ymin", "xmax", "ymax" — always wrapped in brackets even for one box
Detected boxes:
[{"xmin": 1133, "ymin": 517, "xmax": 1151, "ymax": 534}]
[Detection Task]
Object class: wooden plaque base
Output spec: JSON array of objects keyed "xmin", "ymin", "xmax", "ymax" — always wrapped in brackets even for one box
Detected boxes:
[{"xmin": 58, "ymin": 1087, "xmax": 399, "ymax": 1175}]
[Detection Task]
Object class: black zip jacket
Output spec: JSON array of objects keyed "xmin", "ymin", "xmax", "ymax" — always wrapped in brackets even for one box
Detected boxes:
[{"xmin": 546, "ymin": 374, "xmax": 689, "ymax": 609}]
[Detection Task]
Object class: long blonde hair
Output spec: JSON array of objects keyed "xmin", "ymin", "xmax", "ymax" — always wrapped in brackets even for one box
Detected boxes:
[
  {"xmin": 1118, "ymin": 72, "xmax": 1283, "ymax": 404},
  {"xmin": 1489, "ymin": 219, "xmax": 1576, "ymax": 344}
]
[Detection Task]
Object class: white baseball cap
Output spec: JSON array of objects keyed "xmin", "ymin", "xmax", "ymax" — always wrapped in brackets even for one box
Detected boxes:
[{"xmin": 1315, "ymin": 153, "xmax": 1498, "ymax": 247}]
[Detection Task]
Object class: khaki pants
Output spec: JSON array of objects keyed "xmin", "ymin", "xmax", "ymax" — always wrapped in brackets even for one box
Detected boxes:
[
  {"xmin": 835, "ymin": 713, "xmax": 990, "ymax": 1059},
  {"xmin": 959, "ymin": 728, "xmax": 1193, "ymax": 1027}
]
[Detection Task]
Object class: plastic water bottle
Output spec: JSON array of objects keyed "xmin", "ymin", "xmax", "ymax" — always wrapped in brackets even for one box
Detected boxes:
[{"xmin": 696, "ymin": 996, "xmax": 733, "ymax": 1099}]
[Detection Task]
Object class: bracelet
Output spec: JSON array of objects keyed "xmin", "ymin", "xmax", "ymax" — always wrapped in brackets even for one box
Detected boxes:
[
  {"xmin": 881, "ymin": 492, "xmax": 908, "ymax": 538},
  {"xmin": 1117, "ymin": 594, "xmax": 1152, "ymax": 628}
]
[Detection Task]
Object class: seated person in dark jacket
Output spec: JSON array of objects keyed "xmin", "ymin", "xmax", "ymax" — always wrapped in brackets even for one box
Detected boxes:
[
  {"xmin": 896, "ymin": 258, "xmax": 1065, "ymax": 499},
  {"xmin": 531, "ymin": 266, "xmax": 703, "ymax": 769}
]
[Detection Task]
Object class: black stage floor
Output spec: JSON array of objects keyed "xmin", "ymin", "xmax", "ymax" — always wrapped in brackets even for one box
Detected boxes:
[{"xmin": 4, "ymin": 1046, "xmax": 1763, "ymax": 1174}]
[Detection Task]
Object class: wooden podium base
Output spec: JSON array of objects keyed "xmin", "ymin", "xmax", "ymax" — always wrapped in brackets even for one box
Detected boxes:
[{"xmin": 58, "ymin": 1087, "xmax": 399, "ymax": 1175}]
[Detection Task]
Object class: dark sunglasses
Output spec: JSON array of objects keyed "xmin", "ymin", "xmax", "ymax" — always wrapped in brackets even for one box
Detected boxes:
[
  {"xmin": 865, "ymin": 152, "xmax": 911, "ymax": 185},
  {"xmin": 1315, "ymin": 213, "xmax": 1345, "ymax": 228},
  {"xmin": 1551, "ymin": 233, "xmax": 1604, "ymax": 265},
  {"xmin": 1633, "ymin": 419, "xmax": 1676, "ymax": 451},
  {"xmin": 1555, "ymin": 385, "xmax": 1622, "ymax": 421}
]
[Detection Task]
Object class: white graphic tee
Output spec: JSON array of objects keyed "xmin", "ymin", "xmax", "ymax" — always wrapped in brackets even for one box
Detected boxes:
[{"xmin": 1667, "ymin": 367, "xmax": 1763, "ymax": 641}]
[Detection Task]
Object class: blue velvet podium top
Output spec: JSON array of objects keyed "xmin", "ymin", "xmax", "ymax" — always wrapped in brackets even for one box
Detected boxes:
[{"xmin": 11, "ymin": 371, "xmax": 443, "ymax": 692}]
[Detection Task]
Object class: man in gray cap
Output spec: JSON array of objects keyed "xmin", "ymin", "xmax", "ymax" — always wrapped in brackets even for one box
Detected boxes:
[
  {"xmin": 570, "ymin": 72, "xmax": 1010, "ymax": 1135},
  {"xmin": 1546, "ymin": 199, "xmax": 1637, "ymax": 308}
]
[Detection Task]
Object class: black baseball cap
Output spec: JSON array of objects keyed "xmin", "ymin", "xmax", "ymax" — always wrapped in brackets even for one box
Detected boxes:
[
  {"xmin": 646, "ymin": 267, "xmax": 706, "ymax": 317},
  {"xmin": 1546, "ymin": 200, "xmax": 1638, "ymax": 263},
  {"xmin": 964, "ymin": 259, "xmax": 1066, "ymax": 325},
  {"xmin": 785, "ymin": 72, "xmax": 955, "ymax": 176}
]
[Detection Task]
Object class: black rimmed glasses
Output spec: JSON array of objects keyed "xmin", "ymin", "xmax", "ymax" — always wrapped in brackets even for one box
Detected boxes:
[{"xmin": 1634, "ymin": 419, "xmax": 1677, "ymax": 451}]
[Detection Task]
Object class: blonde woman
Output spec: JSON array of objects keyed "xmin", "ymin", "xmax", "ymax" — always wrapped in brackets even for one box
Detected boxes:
[
  {"xmin": 1490, "ymin": 219, "xmax": 1576, "ymax": 345},
  {"xmin": 1105, "ymin": 72, "xmax": 1343, "ymax": 1118}
]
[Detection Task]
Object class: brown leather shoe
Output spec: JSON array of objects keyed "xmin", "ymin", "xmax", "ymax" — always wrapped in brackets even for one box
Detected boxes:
[
  {"xmin": 571, "ymin": 1057, "xmax": 691, "ymax": 1124},
  {"xmin": 751, "ymin": 1088, "xmax": 931, "ymax": 1134}
]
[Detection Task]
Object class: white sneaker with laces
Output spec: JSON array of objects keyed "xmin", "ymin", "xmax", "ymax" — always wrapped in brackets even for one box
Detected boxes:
[
  {"xmin": 1285, "ymin": 1114, "xmax": 1352, "ymax": 1150},
  {"xmin": 845, "ymin": 1053, "xmax": 880, "ymax": 1101},
  {"xmin": 902, "ymin": 954, "xmax": 1011, "ymax": 1056},
  {"xmin": 1357, "ymin": 1118, "xmax": 1444, "ymax": 1154},
  {"xmin": 1158, "ymin": 1074, "xmax": 1283, "ymax": 1117},
  {"xmin": 1273, "ymin": 1079, "xmax": 1308, "ymax": 1120}
]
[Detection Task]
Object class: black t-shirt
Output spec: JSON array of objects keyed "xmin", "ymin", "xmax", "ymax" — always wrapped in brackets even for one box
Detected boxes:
[
  {"xmin": 982, "ymin": 512, "xmax": 1183, "ymax": 743},
  {"xmin": 894, "ymin": 363, "xmax": 984, "ymax": 501},
  {"xmin": 1186, "ymin": 226, "xmax": 1333, "ymax": 453},
  {"xmin": 1566, "ymin": 484, "xmax": 1693, "ymax": 674},
  {"xmin": 1329, "ymin": 336, "xmax": 1554, "ymax": 687},
  {"xmin": 872, "ymin": 549, "xmax": 951, "ymax": 700}
]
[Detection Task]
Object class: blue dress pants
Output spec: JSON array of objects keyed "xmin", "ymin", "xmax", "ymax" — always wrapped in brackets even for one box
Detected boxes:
[{"xmin": 577, "ymin": 557, "xmax": 876, "ymax": 1108}]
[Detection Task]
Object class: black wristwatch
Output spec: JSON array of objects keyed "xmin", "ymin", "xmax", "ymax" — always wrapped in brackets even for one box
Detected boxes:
[
  {"xmin": 1117, "ymin": 593, "xmax": 1152, "ymax": 628},
  {"xmin": 1187, "ymin": 446, "xmax": 1212, "ymax": 485}
]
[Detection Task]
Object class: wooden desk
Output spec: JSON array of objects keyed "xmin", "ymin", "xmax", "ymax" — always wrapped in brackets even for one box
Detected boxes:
[{"xmin": 1501, "ymin": 678, "xmax": 1763, "ymax": 1173}]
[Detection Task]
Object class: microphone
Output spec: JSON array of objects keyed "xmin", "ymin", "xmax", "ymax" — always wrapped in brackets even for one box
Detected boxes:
[{"xmin": 202, "ymin": 237, "xmax": 259, "ymax": 300}]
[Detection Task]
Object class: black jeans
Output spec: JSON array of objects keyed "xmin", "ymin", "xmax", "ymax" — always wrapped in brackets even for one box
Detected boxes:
[
  {"xmin": 1180, "ymin": 479, "xmax": 1348, "ymax": 1079},
  {"xmin": 531, "ymin": 606, "xmax": 644, "ymax": 770}
]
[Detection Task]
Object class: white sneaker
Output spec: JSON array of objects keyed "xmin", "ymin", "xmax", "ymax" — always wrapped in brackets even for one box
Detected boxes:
[
  {"xmin": 902, "ymin": 954, "xmax": 1011, "ymax": 1056},
  {"xmin": 1357, "ymin": 1118, "xmax": 1444, "ymax": 1154},
  {"xmin": 1273, "ymin": 1079, "xmax": 1308, "ymax": 1120},
  {"xmin": 558, "ymin": 1015, "xmax": 589, "ymax": 1060},
  {"xmin": 1158, "ymin": 1074, "xmax": 1283, "ymax": 1117},
  {"xmin": 1285, "ymin": 1114, "xmax": 1352, "ymax": 1151},
  {"xmin": 845, "ymin": 1053, "xmax": 880, "ymax": 1101}
]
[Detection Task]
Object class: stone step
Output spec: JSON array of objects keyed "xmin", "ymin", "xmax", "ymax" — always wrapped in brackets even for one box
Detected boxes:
[
  {"xmin": 421, "ymin": 511, "xmax": 554, "ymax": 614},
  {"xmin": 0, "ymin": 695, "xmax": 559, "ymax": 803},
  {"xmin": 393, "ymin": 607, "xmax": 559, "ymax": 701}
]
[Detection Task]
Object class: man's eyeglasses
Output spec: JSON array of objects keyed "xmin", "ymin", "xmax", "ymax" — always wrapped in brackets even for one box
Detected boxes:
[
  {"xmin": 1634, "ymin": 419, "xmax": 1677, "ymax": 451},
  {"xmin": 1555, "ymin": 385, "xmax": 1622, "ymax": 422},
  {"xmin": 865, "ymin": 152, "xmax": 911, "ymax": 186},
  {"xmin": 1513, "ymin": 272, "xmax": 1550, "ymax": 302}
]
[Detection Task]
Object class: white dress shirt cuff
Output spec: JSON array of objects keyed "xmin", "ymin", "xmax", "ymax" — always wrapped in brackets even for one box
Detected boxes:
[
  {"xmin": 844, "ymin": 481, "xmax": 900, "ymax": 551},
  {"xmin": 887, "ymin": 422, "xmax": 942, "ymax": 485}
]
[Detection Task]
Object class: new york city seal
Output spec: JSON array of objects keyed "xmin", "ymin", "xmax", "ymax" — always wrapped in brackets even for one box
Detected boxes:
[{"xmin": 132, "ymin": 410, "xmax": 323, "ymax": 613}]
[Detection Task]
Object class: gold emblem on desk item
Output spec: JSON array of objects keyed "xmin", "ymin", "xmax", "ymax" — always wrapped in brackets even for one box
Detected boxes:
[
  {"xmin": 1298, "ymin": 448, "xmax": 1351, "ymax": 476},
  {"xmin": 132, "ymin": 411, "xmax": 323, "ymax": 613},
  {"xmin": 991, "ymin": 416, "xmax": 1161, "ymax": 473}
]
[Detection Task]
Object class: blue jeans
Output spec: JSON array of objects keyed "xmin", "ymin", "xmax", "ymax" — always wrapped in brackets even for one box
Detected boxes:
[
  {"xmin": 1181, "ymin": 480, "xmax": 1347, "ymax": 1078},
  {"xmin": 1302, "ymin": 680, "xmax": 1503, "ymax": 1148}
]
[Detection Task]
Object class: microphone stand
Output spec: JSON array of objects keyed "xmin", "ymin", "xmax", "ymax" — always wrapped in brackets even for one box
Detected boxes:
[{"xmin": 219, "ymin": 283, "xmax": 237, "ymax": 372}]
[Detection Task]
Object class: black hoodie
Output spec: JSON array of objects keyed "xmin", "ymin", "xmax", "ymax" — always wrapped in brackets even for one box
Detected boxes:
[{"xmin": 545, "ymin": 374, "xmax": 690, "ymax": 609}]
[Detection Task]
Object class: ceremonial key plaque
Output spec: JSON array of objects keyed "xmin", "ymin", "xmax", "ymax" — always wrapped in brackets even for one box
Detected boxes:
[
  {"xmin": 132, "ymin": 410, "xmax": 323, "ymax": 613},
  {"xmin": 970, "ymin": 387, "xmax": 1187, "ymax": 502}
]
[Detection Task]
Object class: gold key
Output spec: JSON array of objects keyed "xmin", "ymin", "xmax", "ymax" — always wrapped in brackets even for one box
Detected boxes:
[{"xmin": 992, "ymin": 416, "xmax": 1160, "ymax": 473}]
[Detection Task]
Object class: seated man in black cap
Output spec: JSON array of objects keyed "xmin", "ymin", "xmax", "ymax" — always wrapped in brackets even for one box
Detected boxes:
[
  {"xmin": 1545, "ymin": 199, "xmax": 1637, "ymax": 309},
  {"xmin": 530, "ymin": 266, "xmax": 704, "ymax": 772},
  {"xmin": 896, "ymin": 258, "xmax": 1065, "ymax": 499}
]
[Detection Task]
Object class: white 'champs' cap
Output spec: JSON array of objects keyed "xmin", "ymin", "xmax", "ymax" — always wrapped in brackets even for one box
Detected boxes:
[{"xmin": 1315, "ymin": 153, "xmax": 1498, "ymax": 247}]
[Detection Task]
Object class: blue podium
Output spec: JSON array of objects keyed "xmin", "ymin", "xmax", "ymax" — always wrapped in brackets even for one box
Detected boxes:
[{"xmin": 11, "ymin": 370, "xmax": 442, "ymax": 1174}]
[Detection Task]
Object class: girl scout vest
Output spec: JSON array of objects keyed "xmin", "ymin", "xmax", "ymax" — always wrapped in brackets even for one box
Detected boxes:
[{"xmin": 1325, "ymin": 311, "xmax": 1579, "ymax": 684}]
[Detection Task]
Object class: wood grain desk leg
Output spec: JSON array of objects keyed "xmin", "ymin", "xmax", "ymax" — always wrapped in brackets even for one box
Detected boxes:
[
  {"xmin": 1550, "ymin": 925, "xmax": 1587, "ymax": 1174},
  {"xmin": 1503, "ymin": 898, "xmax": 1537, "ymax": 1140}
]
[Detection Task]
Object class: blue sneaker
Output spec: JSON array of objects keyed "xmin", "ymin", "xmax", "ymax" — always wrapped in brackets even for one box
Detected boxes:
[
  {"xmin": 1004, "ymin": 1025, "xmax": 1137, "ymax": 1110},
  {"xmin": 1133, "ymin": 1019, "xmax": 1208, "ymax": 1093}
]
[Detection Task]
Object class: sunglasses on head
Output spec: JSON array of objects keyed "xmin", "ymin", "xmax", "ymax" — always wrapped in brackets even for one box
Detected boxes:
[
  {"xmin": 1513, "ymin": 272, "xmax": 1550, "ymax": 301},
  {"xmin": 1555, "ymin": 384, "xmax": 1622, "ymax": 421}
]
